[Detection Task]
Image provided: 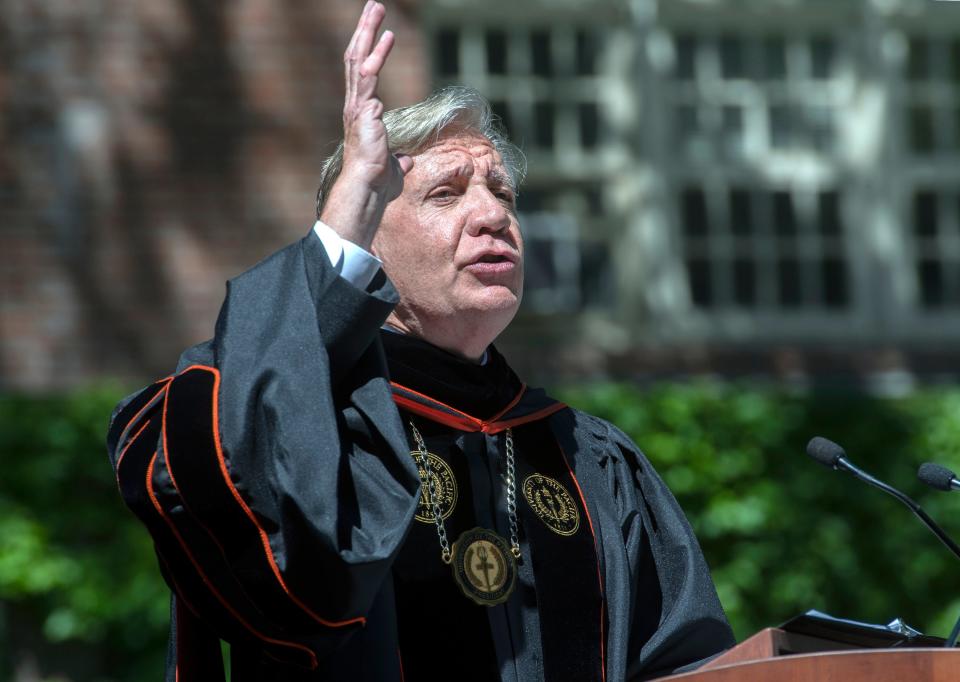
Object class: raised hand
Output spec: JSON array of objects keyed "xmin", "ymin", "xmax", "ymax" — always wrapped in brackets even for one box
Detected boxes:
[{"xmin": 321, "ymin": 1, "xmax": 413, "ymax": 250}]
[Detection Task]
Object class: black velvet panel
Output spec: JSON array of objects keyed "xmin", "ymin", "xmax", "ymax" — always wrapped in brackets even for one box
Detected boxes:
[
  {"xmin": 107, "ymin": 380, "xmax": 168, "ymax": 467},
  {"xmin": 119, "ymin": 425, "xmax": 316, "ymax": 671},
  {"xmin": 390, "ymin": 420, "xmax": 501, "ymax": 681},
  {"xmin": 381, "ymin": 330, "xmax": 523, "ymax": 420},
  {"xmin": 171, "ymin": 596, "xmax": 227, "ymax": 682},
  {"xmin": 514, "ymin": 422, "xmax": 604, "ymax": 682},
  {"xmin": 163, "ymin": 367, "xmax": 365, "ymax": 636}
]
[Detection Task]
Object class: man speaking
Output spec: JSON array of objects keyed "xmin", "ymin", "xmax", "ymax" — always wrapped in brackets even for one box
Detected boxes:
[{"xmin": 106, "ymin": 3, "xmax": 734, "ymax": 680}]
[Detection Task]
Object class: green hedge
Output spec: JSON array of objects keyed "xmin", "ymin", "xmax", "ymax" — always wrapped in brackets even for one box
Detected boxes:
[
  {"xmin": 0, "ymin": 387, "xmax": 168, "ymax": 681},
  {"xmin": 558, "ymin": 382, "xmax": 960, "ymax": 641},
  {"xmin": 3, "ymin": 382, "xmax": 960, "ymax": 679}
]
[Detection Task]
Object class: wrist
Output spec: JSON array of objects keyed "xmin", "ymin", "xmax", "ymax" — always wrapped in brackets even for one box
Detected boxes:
[{"xmin": 320, "ymin": 173, "xmax": 389, "ymax": 249}]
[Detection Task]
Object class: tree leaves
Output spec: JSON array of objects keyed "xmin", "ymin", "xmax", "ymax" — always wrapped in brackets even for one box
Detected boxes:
[{"xmin": 560, "ymin": 381, "xmax": 960, "ymax": 641}]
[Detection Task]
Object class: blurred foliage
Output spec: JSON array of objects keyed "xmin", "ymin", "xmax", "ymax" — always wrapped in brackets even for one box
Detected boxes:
[
  {"xmin": 558, "ymin": 382, "xmax": 960, "ymax": 641},
  {"xmin": 4, "ymin": 382, "xmax": 960, "ymax": 680},
  {"xmin": 0, "ymin": 386, "xmax": 167, "ymax": 682}
]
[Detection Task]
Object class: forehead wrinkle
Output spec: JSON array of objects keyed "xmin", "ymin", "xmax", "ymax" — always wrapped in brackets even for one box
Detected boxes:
[{"xmin": 417, "ymin": 135, "xmax": 511, "ymax": 189}]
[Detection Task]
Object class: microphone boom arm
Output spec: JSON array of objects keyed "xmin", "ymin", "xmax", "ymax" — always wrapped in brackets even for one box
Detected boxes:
[{"xmin": 836, "ymin": 457, "xmax": 960, "ymax": 563}]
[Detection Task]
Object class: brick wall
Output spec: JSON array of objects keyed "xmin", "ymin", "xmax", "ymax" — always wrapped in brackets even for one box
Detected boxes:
[{"xmin": 0, "ymin": 0, "xmax": 428, "ymax": 390}]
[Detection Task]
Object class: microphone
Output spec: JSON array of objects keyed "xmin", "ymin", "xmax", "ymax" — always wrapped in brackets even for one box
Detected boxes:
[
  {"xmin": 807, "ymin": 437, "xmax": 960, "ymax": 647},
  {"xmin": 805, "ymin": 437, "xmax": 960, "ymax": 562},
  {"xmin": 916, "ymin": 461, "xmax": 960, "ymax": 647},
  {"xmin": 918, "ymin": 462, "xmax": 960, "ymax": 492}
]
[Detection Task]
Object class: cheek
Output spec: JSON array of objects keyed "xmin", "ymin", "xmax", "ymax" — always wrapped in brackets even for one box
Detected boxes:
[{"xmin": 413, "ymin": 207, "xmax": 460, "ymax": 260}]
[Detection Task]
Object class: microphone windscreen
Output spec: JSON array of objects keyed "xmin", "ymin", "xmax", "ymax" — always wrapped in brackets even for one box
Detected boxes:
[
  {"xmin": 918, "ymin": 462, "xmax": 957, "ymax": 492},
  {"xmin": 806, "ymin": 436, "xmax": 846, "ymax": 468}
]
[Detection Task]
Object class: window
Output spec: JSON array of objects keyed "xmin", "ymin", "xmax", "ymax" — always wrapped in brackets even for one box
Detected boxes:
[
  {"xmin": 431, "ymin": 24, "xmax": 614, "ymax": 157},
  {"xmin": 903, "ymin": 35, "xmax": 960, "ymax": 311},
  {"xmin": 679, "ymin": 185, "xmax": 848, "ymax": 311},
  {"xmin": 665, "ymin": 27, "xmax": 853, "ymax": 318},
  {"xmin": 426, "ymin": 2, "xmax": 960, "ymax": 347},
  {"xmin": 912, "ymin": 189, "xmax": 960, "ymax": 307},
  {"xmin": 905, "ymin": 36, "xmax": 960, "ymax": 155},
  {"xmin": 517, "ymin": 186, "xmax": 613, "ymax": 312},
  {"xmin": 669, "ymin": 32, "xmax": 844, "ymax": 160}
]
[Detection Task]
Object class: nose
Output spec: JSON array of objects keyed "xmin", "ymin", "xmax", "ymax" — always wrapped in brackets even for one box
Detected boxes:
[{"xmin": 463, "ymin": 185, "xmax": 512, "ymax": 236}]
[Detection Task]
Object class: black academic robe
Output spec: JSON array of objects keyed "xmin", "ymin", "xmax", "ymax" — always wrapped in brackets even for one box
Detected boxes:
[{"xmin": 106, "ymin": 230, "xmax": 734, "ymax": 681}]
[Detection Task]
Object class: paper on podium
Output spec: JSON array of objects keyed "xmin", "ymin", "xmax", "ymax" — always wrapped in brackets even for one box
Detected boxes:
[{"xmin": 780, "ymin": 609, "xmax": 946, "ymax": 648}]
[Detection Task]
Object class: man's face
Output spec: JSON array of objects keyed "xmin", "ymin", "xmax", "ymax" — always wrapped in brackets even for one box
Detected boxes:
[{"xmin": 373, "ymin": 130, "xmax": 523, "ymax": 349}]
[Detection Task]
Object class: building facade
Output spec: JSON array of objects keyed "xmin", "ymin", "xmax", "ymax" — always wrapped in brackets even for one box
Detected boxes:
[{"xmin": 2, "ymin": 0, "xmax": 959, "ymax": 390}]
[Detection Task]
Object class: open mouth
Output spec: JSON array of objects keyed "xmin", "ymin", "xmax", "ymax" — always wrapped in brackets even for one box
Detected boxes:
[{"xmin": 476, "ymin": 254, "xmax": 512, "ymax": 264}]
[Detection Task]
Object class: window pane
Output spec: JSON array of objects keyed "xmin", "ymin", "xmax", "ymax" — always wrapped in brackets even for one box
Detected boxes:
[
  {"xmin": 722, "ymin": 105, "xmax": 744, "ymax": 156},
  {"xmin": 676, "ymin": 105, "xmax": 698, "ymax": 149},
  {"xmin": 687, "ymin": 258, "xmax": 713, "ymax": 307},
  {"xmin": 919, "ymin": 259, "xmax": 944, "ymax": 307},
  {"xmin": 729, "ymin": 188, "xmax": 753, "ymax": 236},
  {"xmin": 913, "ymin": 190, "xmax": 938, "ymax": 238},
  {"xmin": 763, "ymin": 36, "xmax": 787, "ymax": 80},
  {"xmin": 534, "ymin": 101, "xmax": 555, "ymax": 148},
  {"xmin": 770, "ymin": 105, "xmax": 791, "ymax": 148},
  {"xmin": 720, "ymin": 35, "xmax": 744, "ymax": 79},
  {"xmin": 531, "ymin": 30, "xmax": 552, "ymax": 77},
  {"xmin": 907, "ymin": 37, "xmax": 929, "ymax": 81},
  {"xmin": 575, "ymin": 30, "xmax": 598, "ymax": 76},
  {"xmin": 585, "ymin": 186, "xmax": 604, "ymax": 215},
  {"xmin": 810, "ymin": 36, "xmax": 835, "ymax": 79},
  {"xmin": 681, "ymin": 186, "xmax": 709, "ymax": 236},
  {"xmin": 579, "ymin": 102, "xmax": 599, "ymax": 150},
  {"xmin": 778, "ymin": 258, "xmax": 802, "ymax": 307},
  {"xmin": 675, "ymin": 34, "xmax": 696, "ymax": 80},
  {"xmin": 517, "ymin": 188, "xmax": 546, "ymax": 213},
  {"xmin": 525, "ymin": 238, "xmax": 557, "ymax": 287},
  {"xmin": 490, "ymin": 100, "xmax": 513, "ymax": 140},
  {"xmin": 486, "ymin": 30, "xmax": 507, "ymax": 75},
  {"xmin": 733, "ymin": 258, "xmax": 756, "ymax": 306},
  {"xmin": 807, "ymin": 106, "xmax": 833, "ymax": 151},
  {"xmin": 436, "ymin": 28, "xmax": 460, "ymax": 76},
  {"xmin": 773, "ymin": 191, "xmax": 797, "ymax": 236},
  {"xmin": 821, "ymin": 257, "xmax": 848, "ymax": 308},
  {"xmin": 818, "ymin": 191, "xmax": 841, "ymax": 237},
  {"xmin": 580, "ymin": 241, "xmax": 613, "ymax": 307},
  {"xmin": 910, "ymin": 105, "xmax": 935, "ymax": 154}
]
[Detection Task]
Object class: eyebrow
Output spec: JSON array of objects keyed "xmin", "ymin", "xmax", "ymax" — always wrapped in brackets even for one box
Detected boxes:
[
  {"xmin": 487, "ymin": 169, "xmax": 513, "ymax": 190},
  {"xmin": 432, "ymin": 165, "xmax": 514, "ymax": 191}
]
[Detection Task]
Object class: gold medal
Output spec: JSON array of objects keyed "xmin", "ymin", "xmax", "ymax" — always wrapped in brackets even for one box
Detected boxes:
[
  {"xmin": 450, "ymin": 527, "xmax": 517, "ymax": 607},
  {"xmin": 410, "ymin": 450, "xmax": 458, "ymax": 523},
  {"xmin": 522, "ymin": 473, "xmax": 580, "ymax": 536}
]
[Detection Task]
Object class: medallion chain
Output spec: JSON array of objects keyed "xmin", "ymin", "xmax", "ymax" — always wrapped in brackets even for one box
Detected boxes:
[
  {"xmin": 503, "ymin": 429, "xmax": 522, "ymax": 560},
  {"xmin": 410, "ymin": 422, "xmax": 451, "ymax": 563},
  {"xmin": 408, "ymin": 422, "xmax": 522, "ymax": 564}
]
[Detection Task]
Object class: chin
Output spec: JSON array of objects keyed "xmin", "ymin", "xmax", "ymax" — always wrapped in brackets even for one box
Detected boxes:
[{"xmin": 464, "ymin": 284, "xmax": 522, "ymax": 315}]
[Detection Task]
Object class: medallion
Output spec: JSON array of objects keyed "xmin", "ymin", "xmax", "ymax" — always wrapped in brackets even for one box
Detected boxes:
[
  {"xmin": 522, "ymin": 473, "xmax": 580, "ymax": 536},
  {"xmin": 410, "ymin": 451, "xmax": 458, "ymax": 523},
  {"xmin": 450, "ymin": 527, "xmax": 517, "ymax": 606}
]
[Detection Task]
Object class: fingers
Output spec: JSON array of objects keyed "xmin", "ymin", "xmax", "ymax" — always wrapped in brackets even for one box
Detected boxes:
[
  {"xmin": 360, "ymin": 30, "xmax": 394, "ymax": 79},
  {"xmin": 344, "ymin": 1, "xmax": 385, "ymax": 67},
  {"xmin": 353, "ymin": 2, "xmax": 385, "ymax": 65},
  {"xmin": 344, "ymin": 2, "xmax": 392, "ymax": 106}
]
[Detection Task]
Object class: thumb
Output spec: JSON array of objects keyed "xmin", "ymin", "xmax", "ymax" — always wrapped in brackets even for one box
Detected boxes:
[{"xmin": 394, "ymin": 153, "xmax": 413, "ymax": 175}]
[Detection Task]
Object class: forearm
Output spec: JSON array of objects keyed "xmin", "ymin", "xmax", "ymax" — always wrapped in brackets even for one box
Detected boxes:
[{"xmin": 319, "ymin": 169, "xmax": 392, "ymax": 251}]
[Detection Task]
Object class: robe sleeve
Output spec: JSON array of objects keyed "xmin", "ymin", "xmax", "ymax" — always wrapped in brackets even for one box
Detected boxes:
[
  {"xmin": 588, "ymin": 416, "xmax": 736, "ymax": 680},
  {"xmin": 105, "ymin": 232, "xmax": 421, "ymax": 672}
]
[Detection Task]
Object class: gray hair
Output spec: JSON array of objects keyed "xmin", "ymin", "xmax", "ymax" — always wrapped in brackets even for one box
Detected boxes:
[{"xmin": 315, "ymin": 86, "xmax": 526, "ymax": 217}]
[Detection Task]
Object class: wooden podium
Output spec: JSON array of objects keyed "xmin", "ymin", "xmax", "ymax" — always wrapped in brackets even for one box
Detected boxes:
[{"xmin": 660, "ymin": 628, "xmax": 960, "ymax": 681}]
